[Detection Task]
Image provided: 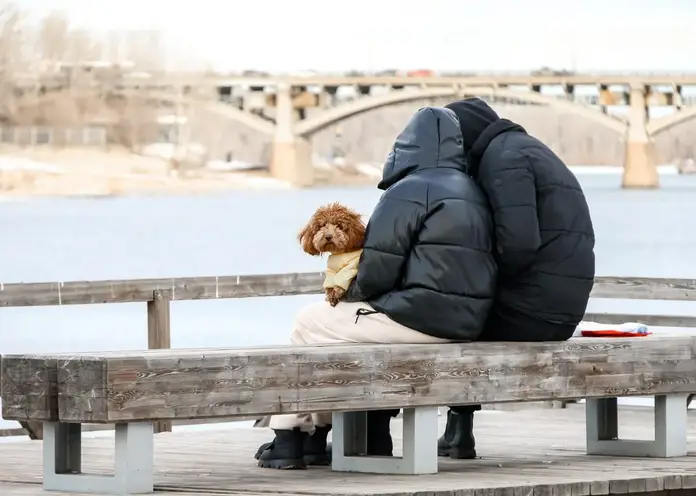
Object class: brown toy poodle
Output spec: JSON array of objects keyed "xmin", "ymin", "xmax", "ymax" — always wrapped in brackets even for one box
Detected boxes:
[{"xmin": 298, "ymin": 202, "xmax": 366, "ymax": 306}]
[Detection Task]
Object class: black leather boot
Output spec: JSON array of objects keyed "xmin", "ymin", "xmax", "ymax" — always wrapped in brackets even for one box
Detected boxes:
[
  {"xmin": 254, "ymin": 441, "xmax": 272, "ymax": 460},
  {"xmin": 437, "ymin": 409, "xmax": 476, "ymax": 459},
  {"xmin": 303, "ymin": 424, "xmax": 332, "ymax": 465},
  {"xmin": 367, "ymin": 409, "xmax": 399, "ymax": 456},
  {"xmin": 255, "ymin": 425, "xmax": 332, "ymax": 466},
  {"xmin": 437, "ymin": 409, "xmax": 457, "ymax": 456},
  {"xmin": 257, "ymin": 428, "xmax": 308, "ymax": 469}
]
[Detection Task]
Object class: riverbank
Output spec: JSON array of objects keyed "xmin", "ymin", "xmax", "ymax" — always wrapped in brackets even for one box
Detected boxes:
[
  {"xmin": 0, "ymin": 147, "xmax": 396, "ymax": 198},
  {"xmin": 0, "ymin": 148, "xmax": 294, "ymax": 198},
  {"xmin": 0, "ymin": 149, "xmax": 685, "ymax": 199}
]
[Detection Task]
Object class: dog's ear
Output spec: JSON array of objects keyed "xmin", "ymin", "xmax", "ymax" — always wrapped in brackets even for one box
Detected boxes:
[
  {"xmin": 344, "ymin": 210, "xmax": 367, "ymax": 251},
  {"xmin": 298, "ymin": 222, "xmax": 321, "ymax": 256}
]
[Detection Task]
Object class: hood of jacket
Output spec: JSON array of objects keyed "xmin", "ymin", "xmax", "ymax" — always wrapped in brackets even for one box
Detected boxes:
[
  {"xmin": 378, "ymin": 107, "xmax": 468, "ymax": 190},
  {"xmin": 445, "ymin": 98, "xmax": 527, "ymax": 177}
]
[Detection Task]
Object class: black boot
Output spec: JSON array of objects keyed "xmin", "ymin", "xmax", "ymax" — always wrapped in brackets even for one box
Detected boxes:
[
  {"xmin": 437, "ymin": 409, "xmax": 457, "ymax": 456},
  {"xmin": 254, "ymin": 441, "xmax": 272, "ymax": 460},
  {"xmin": 325, "ymin": 409, "xmax": 400, "ymax": 456},
  {"xmin": 367, "ymin": 409, "xmax": 399, "ymax": 456},
  {"xmin": 254, "ymin": 425, "xmax": 333, "ymax": 465},
  {"xmin": 437, "ymin": 409, "xmax": 476, "ymax": 459},
  {"xmin": 257, "ymin": 428, "xmax": 308, "ymax": 469},
  {"xmin": 303, "ymin": 424, "xmax": 332, "ymax": 466}
]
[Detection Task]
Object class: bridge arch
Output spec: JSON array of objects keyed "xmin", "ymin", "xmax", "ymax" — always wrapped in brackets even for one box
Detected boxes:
[
  {"xmin": 190, "ymin": 101, "xmax": 276, "ymax": 136},
  {"xmin": 647, "ymin": 108, "xmax": 696, "ymax": 136},
  {"xmin": 294, "ymin": 87, "xmax": 628, "ymax": 138},
  {"xmin": 146, "ymin": 92, "xmax": 276, "ymax": 136}
]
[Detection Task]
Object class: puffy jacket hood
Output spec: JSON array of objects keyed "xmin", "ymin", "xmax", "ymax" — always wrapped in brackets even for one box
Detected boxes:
[
  {"xmin": 445, "ymin": 98, "xmax": 526, "ymax": 177},
  {"xmin": 445, "ymin": 98, "xmax": 500, "ymax": 151},
  {"xmin": 378, "ymin": 107, "xmax": 467, "ymax": 190}
]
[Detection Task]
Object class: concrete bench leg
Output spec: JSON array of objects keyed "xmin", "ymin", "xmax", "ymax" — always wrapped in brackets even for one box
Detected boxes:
[
  {"xmin": 586, "ymin": 394, "xmax": 688, "ymax": 457},
  {"xmin": 331, "ymin": 407, "xmax": 438, "ymax": 475},
  {"xmin": 43, "ymin": 421, "xmax": 154, "ymax": 494}
]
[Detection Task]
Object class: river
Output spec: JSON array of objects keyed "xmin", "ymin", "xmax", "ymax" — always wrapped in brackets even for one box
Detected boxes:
[{"xmin": 2, "ymin": 169, "xmax": 696, "ymax": 432}]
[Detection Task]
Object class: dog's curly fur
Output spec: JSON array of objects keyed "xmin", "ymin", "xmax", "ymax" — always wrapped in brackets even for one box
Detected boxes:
[{"xmin": 298, "ymin": 202, "xmax": 366, "ymax": 306}]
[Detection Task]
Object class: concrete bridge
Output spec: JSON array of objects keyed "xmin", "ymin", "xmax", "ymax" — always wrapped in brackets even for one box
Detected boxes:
[{"xmin": 144, "ymin": 73, "xmax": 696, "ymax": 188}]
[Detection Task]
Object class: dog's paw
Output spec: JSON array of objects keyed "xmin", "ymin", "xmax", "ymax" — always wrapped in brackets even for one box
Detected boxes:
[
  {"xmin": 333, "ymin": 287, "xmax": 346, "ymax": 301},
  {"xmin": 325, "ymin": 288, "xmax": 342, "ymax": 307}
]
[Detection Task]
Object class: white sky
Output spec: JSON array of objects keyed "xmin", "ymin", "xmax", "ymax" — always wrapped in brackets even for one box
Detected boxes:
[{"xmin": 14, "ymin": 0, "xmax": 696, "ymax": 73}]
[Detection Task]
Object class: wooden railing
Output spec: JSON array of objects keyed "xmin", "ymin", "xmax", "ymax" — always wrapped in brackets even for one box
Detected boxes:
[{"xmin": 2, "ymin": 272, "xmax": 696, "ymax": 438}]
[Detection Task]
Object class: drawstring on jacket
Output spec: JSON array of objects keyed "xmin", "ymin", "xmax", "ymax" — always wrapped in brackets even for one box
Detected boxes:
[{"xmin": 355, "ymin": 308, "xmax": 378, "ymax": 323}]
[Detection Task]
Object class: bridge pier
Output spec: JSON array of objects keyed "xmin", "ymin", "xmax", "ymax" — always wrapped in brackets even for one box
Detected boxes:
[
  {"xmin": 622, "ymin": 85, "xmax": 659, "ymax": 189},
  {"xmin": 269, "ymin": 83, "xmax": 314, "ymax": 187}
]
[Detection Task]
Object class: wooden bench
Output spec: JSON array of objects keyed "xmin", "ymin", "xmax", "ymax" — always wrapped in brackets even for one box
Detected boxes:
[{"xmin": 2, "ymin": 336, "xmax": 696, "ymax": 495}]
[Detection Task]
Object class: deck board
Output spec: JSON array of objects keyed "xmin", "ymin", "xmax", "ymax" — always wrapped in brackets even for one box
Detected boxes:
[{"xmin": 2, "ymin": 405, "xmax": 696, "ymax": 495}]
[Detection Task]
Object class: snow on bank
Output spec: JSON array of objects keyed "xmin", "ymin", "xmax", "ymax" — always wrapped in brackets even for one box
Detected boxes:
[
  {"xmin": 0, "ymin": 156, "xmax": 64, "ymax": 173},
  {"xmin": 0, "ymin": 154, "xmax": 291, "ymax": 197}
]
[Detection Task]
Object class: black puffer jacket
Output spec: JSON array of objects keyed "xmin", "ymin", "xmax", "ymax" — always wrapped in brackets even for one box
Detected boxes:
[
  {"xmin": 344, "ymin": 107, "xmax": 497, "ymax": 341},
  {"xmin": 446, "ymin": 98, "xmax": 596, "ymax": 337}
]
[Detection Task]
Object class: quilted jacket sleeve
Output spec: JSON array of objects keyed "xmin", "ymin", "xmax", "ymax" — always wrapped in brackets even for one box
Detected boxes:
[
  {"xmin": 344, "ymin": 190, "xmax": 426, "ymax": 302},
  {"xmin": 479, "ymin": 150, "xmax": 541, "ymax": 275}
]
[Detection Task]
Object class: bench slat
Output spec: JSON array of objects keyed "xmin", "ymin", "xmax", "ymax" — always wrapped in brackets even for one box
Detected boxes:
[{"xmin": 27, "ymin": 336, "xmax": 696, "ymax": 423}]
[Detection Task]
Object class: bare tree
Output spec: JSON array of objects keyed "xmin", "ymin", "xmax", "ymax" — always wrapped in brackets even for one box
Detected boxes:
[
  {"xmin": 65, "ymin": 28, "xmax": 104, "ymax": 65},
  {"xmin": 124, "ymin": 29, "xmax": 164, "ymax": 71},
  {"xmin": 37, "ymin": 11, "xmax": 69, "ymax": 67},
  {"xmin": 109, "ymin": 91, "xmax": 159, "ymax": 151},
  {"xmin": 0, "ymin": 3, "xmax": 168, "ymax": 151},
  {"xmin": 0, "ymin": 1, "xmax": 24, "ymax": 122},
  {"xmin": 105, "ymin": 30, "xmax": 124, "ymax": 66}
]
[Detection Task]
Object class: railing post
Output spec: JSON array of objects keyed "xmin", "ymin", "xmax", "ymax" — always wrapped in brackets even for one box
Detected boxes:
[{"xmin": 147, "ymin": 289, "xmax": 172, "ymax": 433}]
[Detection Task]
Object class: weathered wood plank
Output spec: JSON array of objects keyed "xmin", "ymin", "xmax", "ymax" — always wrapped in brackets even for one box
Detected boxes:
[
  {"xmin": 147, "ymin": 290, "xmax": 171, "ymax": 350},
  {"xmin": 17, "ymin": 422, "xmax": 43, "ymax": 440},
  {"xmin": 2, "ymin": 274, "xmax": 696, "ymax": 307},
  {"xmin": 45, "ymin": 336, "xmax": 696, "ymax": 423},
  {"xmin": 147, "ymin": 289, "xmax": 173, "ymax": 434},
  {"xmin": 5, "ymin": 329, "xmax": 696, "ymax": 425},
  {"xmin": 1, "ymin": 347, "xmax": 303, "ymax": 422},
  {"xmin": 0, "ymin": 272, "xmax": 325, "ymax": 307},
  {"xmin": 591, "ymin": 277, "xmax": 696, "ymax": 301},
  {"xmin": 1, "ymin": 349, "xmax": 166, "ymax": 422},
  {"xmin": 1, "ymin": 355, "xmax": 59, "ymax": 422}
]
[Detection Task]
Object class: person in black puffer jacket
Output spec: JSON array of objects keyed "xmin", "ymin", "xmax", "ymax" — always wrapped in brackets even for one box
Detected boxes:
[
  {"xmin": 255, "ymin": 106, "xmax": 497, "ymax": 470},
  {"xmin": 344, "ymin": 105, "xmax": 498, "ymax": 339},
  {"xmin": 437, "ymin": 98, "xmax": 596, "ymax": 460}
]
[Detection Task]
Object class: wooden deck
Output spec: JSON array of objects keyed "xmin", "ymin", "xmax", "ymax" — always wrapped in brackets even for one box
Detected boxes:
[{"xmin": 1, "ymin": 405, "xmax": 696, "ymax": 495}]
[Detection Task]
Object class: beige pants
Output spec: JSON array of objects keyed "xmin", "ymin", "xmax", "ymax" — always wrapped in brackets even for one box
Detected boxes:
[{"xmin": 263, "ymin": 300, "xmax": 450, "ymax": 433}]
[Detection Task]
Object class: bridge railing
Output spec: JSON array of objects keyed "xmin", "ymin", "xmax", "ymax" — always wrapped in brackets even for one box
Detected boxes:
[{"xmin": 2, "ymin": 272, "xmax": 696, "ymax": 438}]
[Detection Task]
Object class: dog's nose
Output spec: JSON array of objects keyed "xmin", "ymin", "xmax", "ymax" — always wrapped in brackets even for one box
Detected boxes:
[{"xmin": 325, "ymin": 234, "xmax": 333, "ymax": 241}]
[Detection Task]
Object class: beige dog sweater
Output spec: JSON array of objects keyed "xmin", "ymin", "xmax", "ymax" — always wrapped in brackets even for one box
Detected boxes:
[{"xmin": 323, "ymin": 249, "xmax": 363, "ymax": 291}]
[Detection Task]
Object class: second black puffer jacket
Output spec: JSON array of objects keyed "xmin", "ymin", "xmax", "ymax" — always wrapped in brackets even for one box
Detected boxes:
[
  {"xmin": 344, "ymin": 107, "xmax": 497, "ymax": 341},
  {"xmin": 445, "ymin": 98, "xmax": 595, "ymax": 337}
]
